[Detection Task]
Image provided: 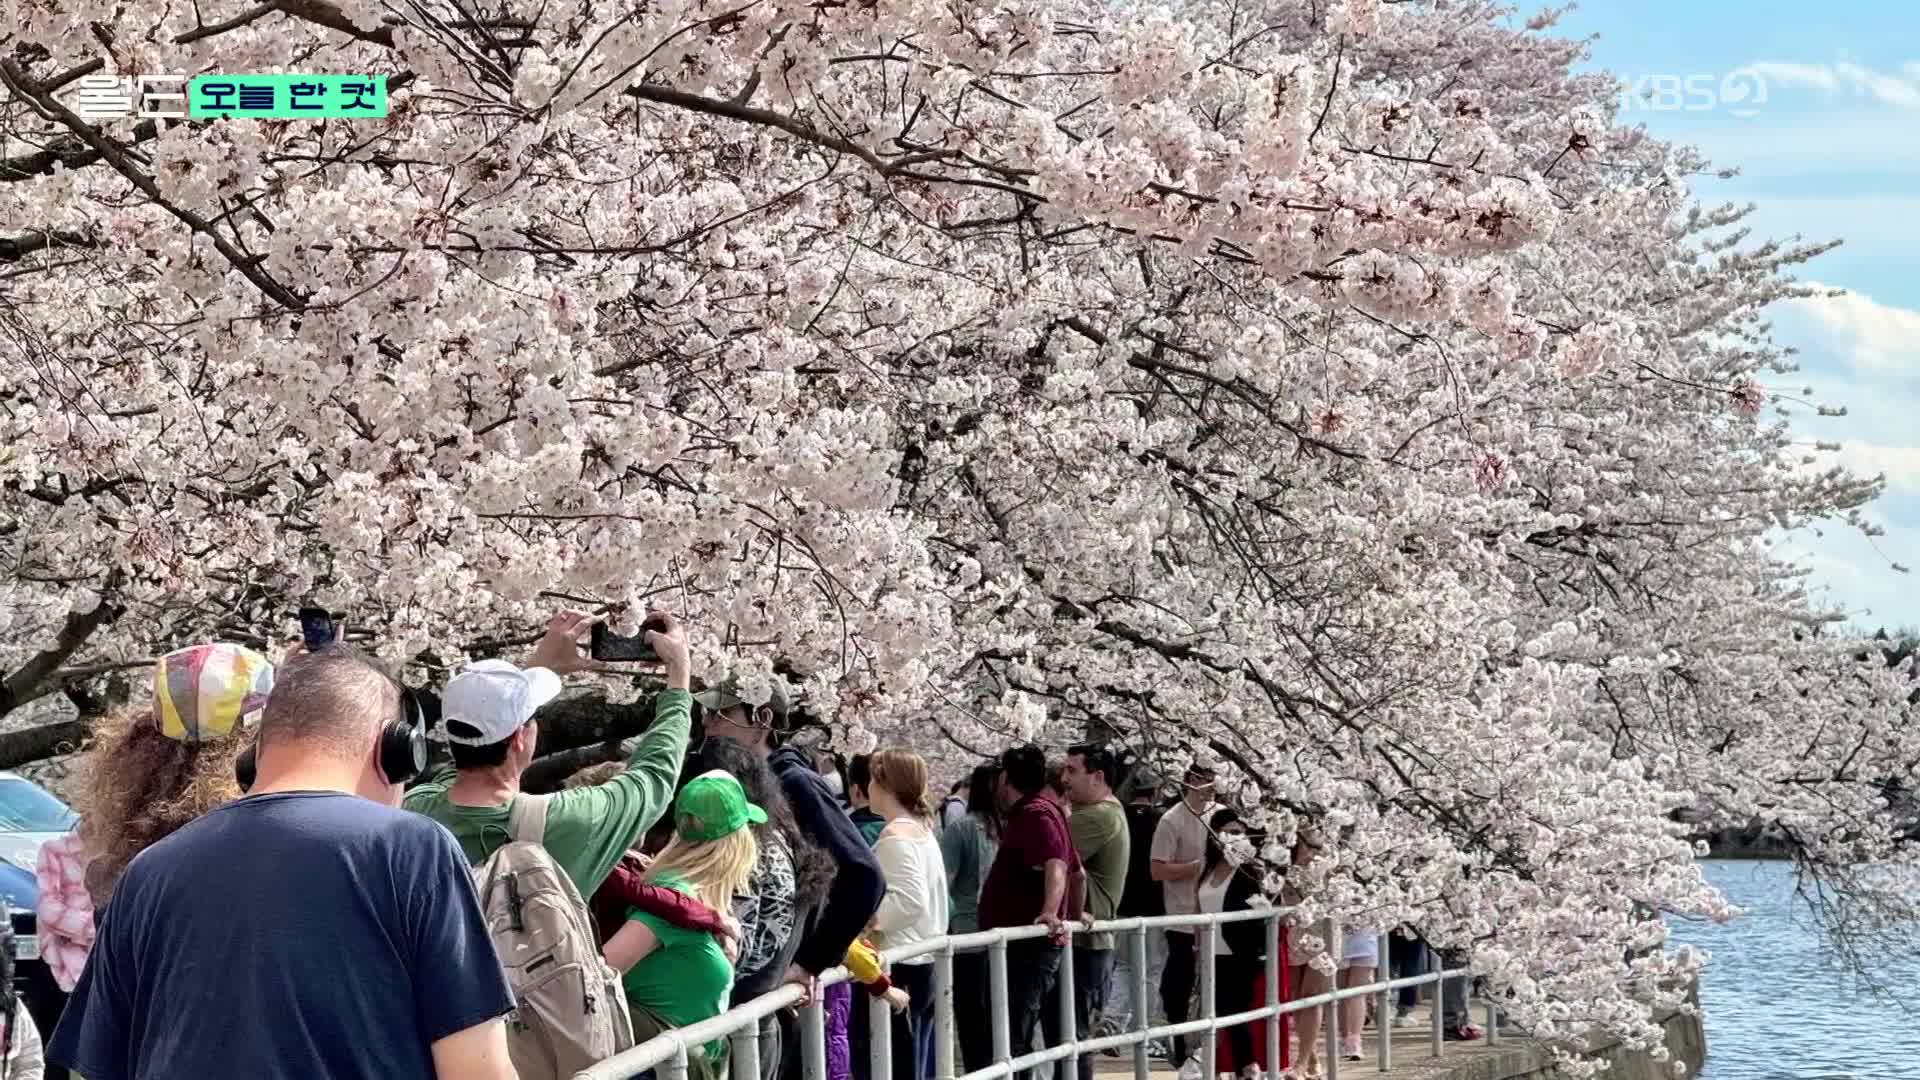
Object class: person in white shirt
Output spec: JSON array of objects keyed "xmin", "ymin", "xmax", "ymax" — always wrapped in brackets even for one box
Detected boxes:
[
  {"xmin": 1148, "ymin": 764, "xmax": 1215, "ymax": 1065},
  {"xmin": 860, "ymin": 750, "xmax": 949, "ymax": 1080},
  {"xmin": 4, "ymin": 1005, "xmax": 44, "ymax": 1080}
]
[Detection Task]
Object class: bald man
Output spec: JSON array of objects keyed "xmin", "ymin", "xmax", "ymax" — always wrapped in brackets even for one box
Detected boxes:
[{"xmin": 49, "ymin": 645, "xmax": 517, "ymax": 1080}]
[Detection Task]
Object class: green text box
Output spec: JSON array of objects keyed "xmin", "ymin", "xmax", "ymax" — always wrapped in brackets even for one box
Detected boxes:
[{"xmin": 188, "ymin": 75, "xmax": 388, "ymax": 118}]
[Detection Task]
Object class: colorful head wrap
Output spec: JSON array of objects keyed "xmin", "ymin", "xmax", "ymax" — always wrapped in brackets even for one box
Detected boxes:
[{"xmin": 152, "ymin": 644, "xmax": 275, "ymax": 743}]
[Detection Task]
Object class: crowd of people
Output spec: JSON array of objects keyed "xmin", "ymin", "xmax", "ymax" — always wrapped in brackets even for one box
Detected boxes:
[
  {"xmin": 923, "ymin": 749, "xmax": 1486, "ymax": 1080},
  {"xmin": 18, "ymin": 609, "xmax": 1484, "ymax": 1080}
]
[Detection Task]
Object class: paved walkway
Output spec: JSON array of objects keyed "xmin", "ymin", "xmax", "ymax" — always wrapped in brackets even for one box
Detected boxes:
[{"xmin": 1081, "ymin": 999, "xmax": 1544, "ymax": 1080}]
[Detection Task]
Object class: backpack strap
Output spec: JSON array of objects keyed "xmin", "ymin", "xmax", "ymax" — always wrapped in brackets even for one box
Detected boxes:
[{"xmin": 506, "ymin": 793, "xmax": 554, "ymax": 846}]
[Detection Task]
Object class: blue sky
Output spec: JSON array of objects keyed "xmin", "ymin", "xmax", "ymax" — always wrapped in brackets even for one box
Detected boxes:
[{"xmin": 1551, "ymin": 1, "xmax": 1920, "ymax": 632}]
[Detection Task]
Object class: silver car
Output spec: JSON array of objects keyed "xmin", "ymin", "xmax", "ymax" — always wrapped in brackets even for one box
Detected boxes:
[{"xmin": 0, "ymin": 772, "xmax": 80, "ymax": 963}]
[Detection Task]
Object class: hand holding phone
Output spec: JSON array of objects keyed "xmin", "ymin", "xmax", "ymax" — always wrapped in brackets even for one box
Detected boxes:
[{"xmin": 589, "ymin": 613, "xmax": 670, "ymax": 663}]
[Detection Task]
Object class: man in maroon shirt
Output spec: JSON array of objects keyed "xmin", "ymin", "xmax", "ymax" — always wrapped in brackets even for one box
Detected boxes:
[{"xmin": 979, "ymin": 745, "xmax": 1084, "ymax": 1074}]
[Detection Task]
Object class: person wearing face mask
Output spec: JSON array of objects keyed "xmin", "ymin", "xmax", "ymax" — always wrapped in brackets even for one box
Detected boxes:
[
  {"xmin": 1149, "ymin": 764, "xmax": 1217, "ymax": 1065},
  {"xmin": 1197, "ymin": 808, "xmax": 1277, "ymax": 1080}
]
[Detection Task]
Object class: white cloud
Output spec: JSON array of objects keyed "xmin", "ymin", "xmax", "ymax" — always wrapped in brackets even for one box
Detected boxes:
[
  {"xmin": 1821, "ymin": 442, "xmax": 1920, "ymax": 496},
  {"xmin": 1746, "ymin": 59, "xmax": 1920, "ymax": 110},
  {"xmin": 1774, "ymin": 512, "xmax": 1920, "ymax": 628},
  {"xmin": 1778, "ymin": 284, "xmax": 1920, "ymax": 375}
]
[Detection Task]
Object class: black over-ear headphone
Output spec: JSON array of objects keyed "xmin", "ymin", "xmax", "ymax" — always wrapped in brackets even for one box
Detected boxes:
[{"xmin": 236, "ymin": 686, "xmax": 428, "ymax": 792}]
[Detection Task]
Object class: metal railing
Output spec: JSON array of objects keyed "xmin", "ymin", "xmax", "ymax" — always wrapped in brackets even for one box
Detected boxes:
[{"xmin": 576, "ymin": 909, "xmax": 1492, "ymax": 1080}]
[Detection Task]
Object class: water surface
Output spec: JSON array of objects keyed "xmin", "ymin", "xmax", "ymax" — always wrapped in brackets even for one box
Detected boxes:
[{"xmin": 1669, "ymin": 859, "xmax": 1920, "ymax": 1079}]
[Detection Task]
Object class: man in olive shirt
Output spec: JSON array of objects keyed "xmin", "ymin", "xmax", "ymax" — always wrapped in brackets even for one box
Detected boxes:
[
  {"xmin": 405, "ymin": 610, "xmax": 693, "ymax": 897},
  {"xmin": 1047, "ymin": 743, "xmax": 1130, "ymax": 1080}
]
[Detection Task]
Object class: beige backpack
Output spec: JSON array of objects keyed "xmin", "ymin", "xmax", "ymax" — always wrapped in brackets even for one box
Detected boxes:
[{"xmin": 471, "ymin": 794, "xmax": 633, "ymax": 1080}]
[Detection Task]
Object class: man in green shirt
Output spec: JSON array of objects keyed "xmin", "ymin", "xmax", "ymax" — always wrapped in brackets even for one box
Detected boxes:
[
  {"xmin": 1052, "ymin": 742, "xmax": 1131, "ymax": 1080},
  {"xmin": 404, "ymin": 610, "xmax": 693, "ymax": 897}
]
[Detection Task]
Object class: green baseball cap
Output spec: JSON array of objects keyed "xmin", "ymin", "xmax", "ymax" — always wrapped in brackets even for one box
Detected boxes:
[{"xmin": 675, "ymin": 769, "xmax": 768, "ymax": 842}]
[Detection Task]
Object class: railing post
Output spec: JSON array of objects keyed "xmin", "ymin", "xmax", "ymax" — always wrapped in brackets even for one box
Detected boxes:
[
  {"xmin": 732, "ymin": 1016, "xmax": 763, "ymax": 1080},
  {"xmin": 662, "ymin": 1044, "xmax": 692, "ymax": 1080},
  {"xmin": 1486, "ymin": 990, "xmax": 1500, "ymax": 1045},
  {"xmin": 1198, "ymin": 919, "xmax": 1217, "ymax": 1080},
  {"xmin": 871, "ymin": 966, "xmax": 894, "ymax": 1080},
  {"xmin": 803, "ymin": 996, "xmax": 829, "ymax": 1080},
  {"xmin": 1430, "ymin": 970, "xmax": 1443, "ymax": 1059},
  {"xmin": 1131, "ymin": 923, "xmax": 1151, "ymax": 1080},
  {"xmin": 1264, "ymin": 914, "xmax": 1282, "ymax": 1079},
  {"xmin": 1325, "ymin": 918, "xmax": 1341, "ymax": 1080},
  {"xmin": 1057, "ymin": 927, "xmax": 1078, "ymax": 1080},
  {"xmin": 990, "ymin": 937, "xmax": 1013, "ymax": 1070},
  {"xmin": 936, "ymin": 943, "xmax": 956, "ymax": 1080},
  {"xmin": 1376, "ymin": 930, "xmax": 1391, "ymax": 1073}
]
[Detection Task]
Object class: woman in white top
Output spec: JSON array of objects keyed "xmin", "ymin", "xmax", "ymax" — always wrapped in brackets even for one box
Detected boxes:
[
  {"xmin": 1196, "ymin": 808, "xmax": 1268, "ymax": 1079},
  {"xmin": 863, "ymin": 749, "xmax": 949, "ymax": 1080},
  {"xmin": 1196, "ymin": 824, "xmax": 1239, "ymax": 955}
]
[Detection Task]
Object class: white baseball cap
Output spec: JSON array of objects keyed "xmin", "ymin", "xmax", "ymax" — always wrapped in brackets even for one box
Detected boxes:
[{"xmin": 441, "ymin": 659, "xmax": 563, "ymax": 745}]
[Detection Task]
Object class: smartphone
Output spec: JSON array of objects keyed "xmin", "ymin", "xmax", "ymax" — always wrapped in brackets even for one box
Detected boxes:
[
  {"xmin": 589, "ymin": 616, "xmax": 666, "ymax": 662},
  {"xmin": 298, "ymin": 607, "xmax": 338, "ymax": 652}
]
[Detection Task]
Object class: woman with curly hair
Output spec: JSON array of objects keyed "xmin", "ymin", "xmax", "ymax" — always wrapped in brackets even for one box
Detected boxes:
[{"xmin": 35, "ymin": 643, "xmax": 273, "ymax": 994}]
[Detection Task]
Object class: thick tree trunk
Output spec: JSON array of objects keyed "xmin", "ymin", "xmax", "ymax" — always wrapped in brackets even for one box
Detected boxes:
[
  {"xmin": 528, "ymin": 690, "xmax": 665, "ymax": 755},
  {"xmin": 520, "ymin": 740, "xmax": 633, "ymax": 794}
]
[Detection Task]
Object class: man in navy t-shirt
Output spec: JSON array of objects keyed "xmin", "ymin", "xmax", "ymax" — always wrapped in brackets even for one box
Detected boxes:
[{"xmin": 49, "ymin": 645, "xmax": 517, "ymax": 1080}]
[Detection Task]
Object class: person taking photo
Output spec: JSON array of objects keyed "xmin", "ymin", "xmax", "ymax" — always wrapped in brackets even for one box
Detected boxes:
[{"xmin": 405, "ymin": 609, "xmax": 693, "ymax": 900}]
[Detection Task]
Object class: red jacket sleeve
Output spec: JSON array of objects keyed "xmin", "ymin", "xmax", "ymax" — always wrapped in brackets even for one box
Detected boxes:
[{"xmin": 598, "ymin": 859, "xmax": 728, "ymax": 934}]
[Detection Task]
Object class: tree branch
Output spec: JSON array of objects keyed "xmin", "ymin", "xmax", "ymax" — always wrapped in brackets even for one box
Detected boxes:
[
  {"xmin": 0, "ymin": 587, "xmax": 122, "ymax": 719},
  {"xmin": 0, "ymin": 59, "xmax": 310, "ymax": 309}
]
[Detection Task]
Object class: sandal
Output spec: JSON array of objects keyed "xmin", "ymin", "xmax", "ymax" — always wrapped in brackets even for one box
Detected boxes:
[{"xmin": 1445, "ymin": 1023, "xmax": 1485, "ymax": 1041}]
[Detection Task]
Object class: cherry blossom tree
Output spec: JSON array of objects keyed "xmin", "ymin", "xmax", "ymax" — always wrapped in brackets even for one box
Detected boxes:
[{"xmin": 3, "ymin": 0, "xmax": 1915, "ymax": 1069}]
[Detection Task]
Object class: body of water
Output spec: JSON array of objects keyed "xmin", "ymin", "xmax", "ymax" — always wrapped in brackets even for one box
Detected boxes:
[{"xmin": 1669, "ymin": 860, "xmax": 1920, "ymax": 1079}]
